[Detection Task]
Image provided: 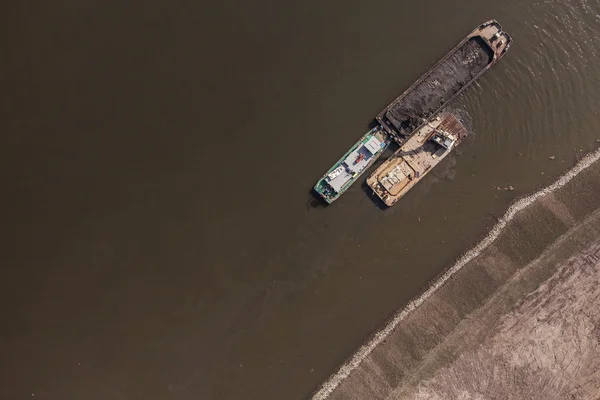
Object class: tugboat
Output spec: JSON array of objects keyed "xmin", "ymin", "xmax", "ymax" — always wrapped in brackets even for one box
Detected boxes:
[{"xmin": 313, "ymin": 128, "xmax": 389, "ymax": 204}]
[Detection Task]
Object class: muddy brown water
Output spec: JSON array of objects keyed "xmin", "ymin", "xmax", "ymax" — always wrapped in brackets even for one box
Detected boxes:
[{"xmin": 1, "ymin": 0, "xmax": 600, "ymax": 399}]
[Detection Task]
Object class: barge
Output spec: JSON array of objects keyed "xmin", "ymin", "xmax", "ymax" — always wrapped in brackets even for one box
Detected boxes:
[
  {"xmin": 313, "ymin": 20, "xmax": 510, "ymax": 204},
  {"xmin": 313, "ymin": 128, "xmax": 389, "ymax": 203},
  {"xmin": 366, "ymin": 113, "xmax": 467, "ymax": 207},
  {"xmin": 377, "ymin": 20, "xmax": 511, "ymax": 142}
]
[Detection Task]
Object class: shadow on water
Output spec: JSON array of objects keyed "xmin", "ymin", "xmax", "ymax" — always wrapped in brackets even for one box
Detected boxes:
[
  {"xmin": 307, "ymin": 189, "xmax": 328, "ymax": 210},
  {"xmin": 367, "ymin": 119, "xmax": 380, "ymax": 130},
  {"xmin": 361, "ymin": 181, "xmax": 388, "ymax": 211}
]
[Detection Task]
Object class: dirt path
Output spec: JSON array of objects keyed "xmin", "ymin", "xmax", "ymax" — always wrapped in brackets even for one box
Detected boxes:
[{"xmin": 397, "ymin": 214, "xmax": 600, "ymax": 400}]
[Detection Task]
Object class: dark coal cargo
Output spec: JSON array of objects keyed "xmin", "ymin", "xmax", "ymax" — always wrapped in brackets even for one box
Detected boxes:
[{"xmin": 377, "ymin": 20, "xmax": 511, "ymax": 139}]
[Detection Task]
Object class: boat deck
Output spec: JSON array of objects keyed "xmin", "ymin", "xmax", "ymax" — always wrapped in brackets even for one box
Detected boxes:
[
  {"xmin": 399, "ymin": 118, "xmax": 442, "ymax": 176},
  {"xmin": 314, "ymin": 128, "xmax": 389, "ymax": 203},
  {"xmin": 403, "ymin": 113, "xmax": 467, "ymax": 174},
  {"xmin": 312, "ymin": 20, "xmax": 510, "ymax": 205},
  {"xmin": 478, "ymin": 22, "xmax": 511, "ymax": 58},
  {"xmin": 367, "ymin": 113, "xmax": 467, "ymax": 206}
]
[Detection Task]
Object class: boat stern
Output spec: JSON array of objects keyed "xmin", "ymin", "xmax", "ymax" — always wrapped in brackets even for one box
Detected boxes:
[{"xmin": 474, "ymin": 19, "xmax": 512, "ymax": 59}]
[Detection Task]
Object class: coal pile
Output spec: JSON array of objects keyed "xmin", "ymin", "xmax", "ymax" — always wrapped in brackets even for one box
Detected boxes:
[{"xmin": 385, "ymin": 38, "xmax": 492, "ymax": 136}]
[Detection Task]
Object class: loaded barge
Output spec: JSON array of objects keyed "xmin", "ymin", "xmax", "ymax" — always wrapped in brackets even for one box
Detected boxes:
[
  {"xmin": 313, "ymin": 20, "xmax": 510, "ymax": 203},
  {"xmin": 377, "ymin": 20, "xmax": 511, "ymax": 142},
  {"xmin": 367, "ymin": 113, "xmax": 467, "ymax": 207}
]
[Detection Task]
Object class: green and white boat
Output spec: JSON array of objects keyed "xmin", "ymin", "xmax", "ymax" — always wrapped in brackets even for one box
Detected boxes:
[{"xmin": 314, "ymin": 128, "xmax": 390, "ymax": 203}]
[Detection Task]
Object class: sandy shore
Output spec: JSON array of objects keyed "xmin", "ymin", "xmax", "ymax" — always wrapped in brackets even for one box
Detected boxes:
[{"xmin": 314, "ymin": 148, "xmax": 600, "ymax": 400}]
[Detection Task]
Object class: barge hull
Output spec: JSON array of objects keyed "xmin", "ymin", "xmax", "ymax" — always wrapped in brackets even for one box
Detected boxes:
[{"xmin": 377, "ymin": 20, "xmax": 510, "ymax": 141}]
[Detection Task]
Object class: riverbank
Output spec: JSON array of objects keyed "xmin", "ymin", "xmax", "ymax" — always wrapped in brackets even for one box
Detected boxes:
[{"xmin": 314, "ymin": 147, "xmax": 600, "ymax": 399}]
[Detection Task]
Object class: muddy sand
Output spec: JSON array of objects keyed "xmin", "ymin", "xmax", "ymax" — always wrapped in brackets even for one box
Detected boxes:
[{"xmin": 314, "ymin": 148, "xmax": 600, "ymax": 400}]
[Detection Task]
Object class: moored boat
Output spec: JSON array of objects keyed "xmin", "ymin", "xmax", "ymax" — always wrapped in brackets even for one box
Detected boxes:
[
  {"xmin": 312, "ymin": 20, "xmax": 511, "ymax": 204},
  {"xmin": 377, "ymin": 19, "xmax": 511, "ymax": 143},
  {"xmin": 366, "ymin": 112, "xmax": 467, "ymax": 207},
  {"xmin": 314, "ymin": 128, "xmax": 389, "ymax": 203}
]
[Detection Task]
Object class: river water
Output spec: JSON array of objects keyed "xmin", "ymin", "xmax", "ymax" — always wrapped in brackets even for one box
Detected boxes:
[{"xmin": 2, "ymin": 0, "xmax": 600, "ymax": 399}]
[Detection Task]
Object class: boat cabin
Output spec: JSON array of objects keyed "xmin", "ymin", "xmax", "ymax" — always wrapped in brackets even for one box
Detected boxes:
[
  {"xmin": 431, "ymin": 130, "xmax": 457, "ymax": 150},
  {"xmin": 326, "ymin": 136, "xmax": 383, "ymax": 193}
]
